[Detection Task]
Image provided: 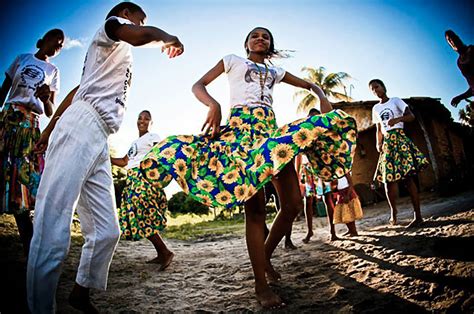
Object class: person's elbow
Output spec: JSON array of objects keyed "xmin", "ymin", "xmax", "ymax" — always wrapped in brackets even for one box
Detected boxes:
[{"xmin": 192, "ymin": 81, "xmax": 204, "ymax": 96}]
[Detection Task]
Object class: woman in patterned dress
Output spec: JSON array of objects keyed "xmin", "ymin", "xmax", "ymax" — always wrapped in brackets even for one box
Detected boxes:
[
  {"xmin": 111, "ymin": 110, "xmax": 174, "ymax": 270},
  {"xmin": 141, "ymin": 27, "xmax": 357, "ymax": 308},
  {"xmin": 0, "ymin": 29, "xmax": 64, "ymax": 256},
  {"xmin": 369, "ymin": 79, "xmax": 429, "ymax": 227}
]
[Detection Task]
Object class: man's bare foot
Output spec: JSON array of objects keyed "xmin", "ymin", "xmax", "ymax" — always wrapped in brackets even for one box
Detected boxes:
[
  {"xmin": 406, "ymin": 218, "xmax": 423, "ymax": 228},
  {"xmin": 256, "ymin": 286, "xmax": 285, "ymax": 309},
  {"xmin": 284, "ymin": 240, "xmax": 297, "ymax": 250},
  {"xmin": 69, "ymin": 285, "xmax": 99, "ymax": 314},
  {"xmin": 302, "ymin": 231, "xmax": 313, "ymax": 243},
  {"xmin": 389, "ymin": 218, "xmax": 397, "ymax": 226},
  {"xmin": 265, "ymin": 261, "xmax": 281, "ymax": 283}
]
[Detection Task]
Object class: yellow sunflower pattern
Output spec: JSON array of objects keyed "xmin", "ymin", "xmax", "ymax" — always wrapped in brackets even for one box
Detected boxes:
[
  {"xmin": 376, "ymin": 128, "xmax": 429, "ymax": 183},
  {"xmin": 119, "ymin": 167, "xmax": 167, "ymax": 241},
  {"xmin": 141, "ymin": 106, "xmax": 357, "ymax": 209}
]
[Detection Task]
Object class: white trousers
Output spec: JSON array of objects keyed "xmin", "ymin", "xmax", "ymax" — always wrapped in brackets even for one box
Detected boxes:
[{"xmin": 27, "ymin": 101, "xmax": 120, "ymax": 313}]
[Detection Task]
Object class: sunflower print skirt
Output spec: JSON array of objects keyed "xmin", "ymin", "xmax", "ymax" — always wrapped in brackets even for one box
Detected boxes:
[
  {"xmin": 0, "ymin": 104, "xmax": 44, "ymax": 215},
  {"xmin": 119, "ymin": 167, "xmax": 168, "ymax": 240},
  {"xmin": 376, "ymin": 128, "xmax": 429, "ymax": 183},
  {"xmin": 141, "ymin": 106, "xmax": 357, "ymax": 209}
]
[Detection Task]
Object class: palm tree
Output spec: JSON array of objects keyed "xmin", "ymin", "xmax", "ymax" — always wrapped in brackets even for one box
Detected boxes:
[
  {"xmin": 294, "ymin": 66, "xmax": 353, "ymax": 113},
  {"xmin": 459, "ymin": 99, "xmax": 473, "ymax": 127}
]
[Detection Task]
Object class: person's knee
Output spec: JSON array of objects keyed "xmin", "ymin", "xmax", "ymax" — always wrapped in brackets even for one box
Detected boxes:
[{"xmin": 97, "ymin": 226, "xmax": 120, "ymax": 247}]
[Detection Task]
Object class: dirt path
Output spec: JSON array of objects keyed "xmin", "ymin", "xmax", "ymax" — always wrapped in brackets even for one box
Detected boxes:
[{"xmin": 1, "ymin": 191, "xmax": 473, "ymax": 313}]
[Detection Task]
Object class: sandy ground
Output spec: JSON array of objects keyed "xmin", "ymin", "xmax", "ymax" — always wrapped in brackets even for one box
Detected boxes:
[{"xmin": 1, "ymin": 191, "xmax": 473, "ymax": 313}]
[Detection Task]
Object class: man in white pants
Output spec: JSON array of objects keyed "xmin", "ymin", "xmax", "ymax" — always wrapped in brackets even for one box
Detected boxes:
[{"xmin": 27, "ymin": 2, "xmax": 184, "ymax": 313}]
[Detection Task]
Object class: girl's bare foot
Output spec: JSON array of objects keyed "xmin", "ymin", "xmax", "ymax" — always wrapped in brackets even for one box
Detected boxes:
[
  {"xmin": 406, "ymin": 218, "xmax": 423, "ymax": 228},
  {"xmin": 256, "ymin": 286, "xmax": 285, "ymax": 309},
  {"xmin": 158, "ymin": 251, "xmax": 175, "ymax": 271},
  {"xmin": 302, "ymin": 231, "xmax": 313, "ymax": 243},
  {"xmin": 146, "ymin": 251, "xmax": 175, "ymax": 271},
  {"xmin": 389, "ymin": 218, "xmax": 397, "ymax": 226}
]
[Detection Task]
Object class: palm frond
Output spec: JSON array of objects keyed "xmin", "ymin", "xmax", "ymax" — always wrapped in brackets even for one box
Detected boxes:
[
  {"xmin": 293, "ymin": 89, "xmax": 310, "ymax": 102},
  {"xmin": 297, "ymin": 93, "xmax": 317, "ymax": 114},
  {"xmin": 296, "ymin": 66, "xmax": 353, "ymax": 113}
]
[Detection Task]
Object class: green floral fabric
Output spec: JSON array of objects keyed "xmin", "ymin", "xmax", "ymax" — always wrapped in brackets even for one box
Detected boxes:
[{"xmin": 141, "ymin": 106, "xmax": 357, "ymax": 209}]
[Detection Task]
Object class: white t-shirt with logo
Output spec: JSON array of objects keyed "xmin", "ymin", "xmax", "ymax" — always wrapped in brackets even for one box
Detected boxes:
[
  {"xmin": 5, "ymin": 53, "xmax": 60, "ymax": 114},
  {"xmin": 222, "ymin": 54, "xmax": 286, "ymax": 108},
  {"xmin": 372, "ymin": 97, "xmax": 409, "ymax": 134},
  {"xmin": 126, "ymin": 132, "xmax": 161, "ymax": 169},
  {"xmin": 73, "ymin": 16, "xmax": 133, "ymax": 134}
]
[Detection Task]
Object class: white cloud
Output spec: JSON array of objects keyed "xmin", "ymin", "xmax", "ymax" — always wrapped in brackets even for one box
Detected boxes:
[{"xmin": 63, "ymin": 36, "xmax": 85, "ymax": 50}]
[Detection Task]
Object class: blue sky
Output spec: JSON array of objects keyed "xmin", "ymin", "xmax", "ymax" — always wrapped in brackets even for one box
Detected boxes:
[{"xmin": 2, "ymin": 0, "xmax": 473, "ymax": 195}]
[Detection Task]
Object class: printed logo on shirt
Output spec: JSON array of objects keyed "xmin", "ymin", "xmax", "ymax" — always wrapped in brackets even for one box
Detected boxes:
[
  {"xmin": 380, "ymin": 108, "xmax": 394, "ymax": 128},
  {"xmin": 123, "ymin": 66, "xmax": 132, "ymax": 104},
  {"xmin": 244, "ymin": 63, "xmax": 277, "ymax": 89},
  {"xmin": 244, "ymin": 63, "xmax": 278, "ymax": 104},
  {"xmin": 127, "ymin": 143, "xmax": 137, "ymax": 158},
  {"xmin": 18, "ymin": 65, "xmax": 45, "ymax": 91}
]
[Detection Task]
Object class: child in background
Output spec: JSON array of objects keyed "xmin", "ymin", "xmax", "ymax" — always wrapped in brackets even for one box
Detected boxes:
[{"xmin": 319, "ymin": 175, "xmax": 359, "ymax": 241}]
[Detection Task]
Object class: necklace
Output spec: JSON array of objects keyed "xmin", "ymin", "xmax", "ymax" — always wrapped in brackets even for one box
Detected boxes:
[{"xmin": 253, "ymin": 61, "xmax": 269, "ymax": 102}]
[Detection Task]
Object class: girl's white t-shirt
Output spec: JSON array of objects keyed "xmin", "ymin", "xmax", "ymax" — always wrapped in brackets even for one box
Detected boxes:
[
  {"xmin": 126, "ymin": 132, "xmax": 161, "ymax": 169},
  {"xmin": 222, "ymin": 54, "xmax": 286, "ymax": 108},
  {"xmin": 73, "ymin": 16, "xmax": 133, "ymax": 134},
  {"xmin": 5, "ymin": 53, "xmax": 60, "ymax": 114},
  {"xmin": 372, "ymin": 97, "xmax": 409, "ymax": 134}
]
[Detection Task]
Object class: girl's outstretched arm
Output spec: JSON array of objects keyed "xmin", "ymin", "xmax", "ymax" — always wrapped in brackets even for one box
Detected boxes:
[
  {"xmin": 192, "ymin": 60, "xmax": 225, "ymax": 139},
  {"xmin": 282, "ymin": 72, "xmax": 333, "ymax": 113}
]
